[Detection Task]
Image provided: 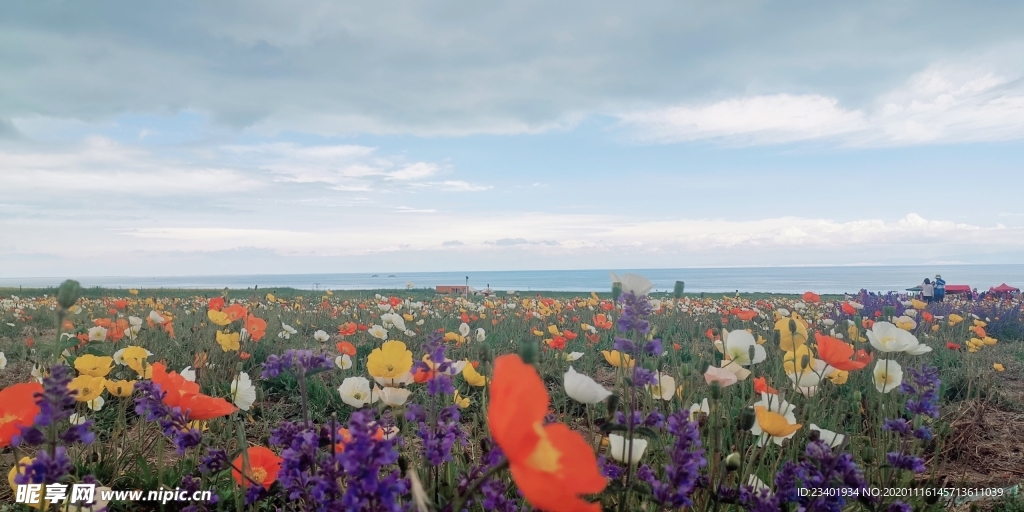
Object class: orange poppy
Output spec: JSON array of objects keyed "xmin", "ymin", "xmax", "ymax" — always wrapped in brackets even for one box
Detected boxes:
[
  {"xmin": 334, "ymin": 426, "xmax": 385, "ymax": 453},
  {"xmin": 802, "ymin": 292, "xmax": 820, "ymax": 303},
  {"xmin": 0, "ymin": 383, "xmax": 43, "ymax": 449},
  {"xmin": 151, "ymin": 363, "xmax": 238, "ymax": 421},
  {"xmin": 563, "ymin": 330, "xmax": 578, "ymax": 341},
  {"xmin": 112, "ymin": 299, "xmax": 128, "ymax": 309},
  {"xmin": 244, "ymin": 315, "xmax": 267, "ymax": 341},
  {"xmin": 232, "ymin": 446, "xmax": 282, "ymax": 490},
  {"xmin": 488, "ymin": 355, "xmax": 605, "ymax": 512},
  {"xmin": 336, "ymin": 341, "xmax": 356, "ymax": 356},
  {"xmin": 841, "ymin": 302, "xmax": 856, "ymax": 315},
  {"xmin": 593, "ymin": 314, "xmax": 613, "ymax": 330},
  {"xmin": 223, "ymin": 304, "xmax": 248, "ymax": 322},
  {"xmin": 921, "ymin": 311, "xmax": 934, "ymax": 323},
  {"xmin": 815, "ymin": 335, "xmax": 872, "ymax": 371},
  {"xmin": 412, "ymin": 368, "xmax": 437, "ymax": 383}
]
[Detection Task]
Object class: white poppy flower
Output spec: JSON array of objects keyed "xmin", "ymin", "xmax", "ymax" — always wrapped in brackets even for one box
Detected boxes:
[
  {"xmin": 475, "ymin": 328, "xmax": 486, "ymax": 342},
  {"xmin": 563, "ymin": 366, "xmax": 612, "ymax": 404},
  {"xmin": 378, "ymin": 387, "xmax": 412, "ymax": 407},
  {"xmin": 809, "ymin": 424, "xmax": 845, "ymax": 448},
  {"xmin": 867, "ymin": 322, "xmax": 921, "ymax": 353},
  {"xmin": 608, "ymin": 434, "xmax": 648, "ymax": 464},
  {"xmin": 0, "ymin": 351, "xmax": 6, "ymax": 370},
  {"xmin": 873, "ymin": 360, "xmax": 903, "ymax": 393},
  {"xmin": 750, "ymin": 393, "xmax": 796, "ymax": 443},
  {"xmin": 609, "ymin": 272, "xmax": 654, "ymax": 297},
  {"xmin": 338, "ymin": 377, "xmax": 377, "ymax": 408},
  {"xmin": 368, "ymin": 325, "xmax": 388, "ymax": 340},
  {"xmin": 648, "ymin": 373, "xmax": 676, "ymax": 401},
  {"xmin": 69, "ymin": 413, "xmax": 86, "ymax": 426},
  {"xmin": 563, "ymin": 351, "xmax": 584, "ymax": 361},
  {"xmin": 87, "ymin": 396, "xmax": 105, "ymax": 412},
  {"xmin": 458, "ymin": 322, "xmax": 471, "ymax": 337},
  {"xmin": 149, "ymin": 310, "xmax": 167, "ymax": 323},
  {"xmin": 231, "ymin": 372, "xmax": 256, "ymax": 411},
  {"xmin": 180, "ymin": 366, "xmax": 197, "ymax": 382},
  {"xmin": 723, "ymin": 330, "xmax": 766, "ymax": 366},
  {"xmin": 335, "ymin": 354, "xmax": 353, "ymax": 370},
  {"xmin": 87, "ymin": 326, "xmax": 108, "ymax": 342},
  {"xmin": 374, "ymin": 372, "xmax": 414, "ymax": 387},
  {"xmin": 313, "ymin": 330, "xmax": 330, "ymax": 342},
  {"xmin": 688, "ymin": 398, "xmax": 710, "ymax": 421}
]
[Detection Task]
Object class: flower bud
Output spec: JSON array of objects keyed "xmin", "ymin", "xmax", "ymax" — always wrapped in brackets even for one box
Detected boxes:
[
  {"xmin": 611, "ymin": 282, "xmax": 622, "ymax": 302},
  {"xmin": 738, "ymin": 409, "xmax": 755, "ymax": 430},
  {"xmin": 57, "ymin": 279, "xmax": 83, "ymax": 310},
  {"xmin": 788, "ymin": 319, "xmax": 797, "ymax": 335},
  {"xmin": 710, "ymin": 381, "xmax": 721, "ymax": 400},
  {"xmin": 852, "ymin": 391, "xmax": 862, "ymax": 402},
  {"xmin": 680, "ymin": 365, "xmax": 691, "ymax": 377},
  {"xmin": 673, "ymin": 281, "xmax": 685, "ymax": 299},
  {"xmin": 748, "ymin": 345, "xmax": 756, "ymax": 362},
  {"xmin": 725, "ymin": 452, "xmax": 742, "ymax": 471},
  {"xmin": 861, "ymin": 446, "xmax": 875, "ymax": 463},
  {"xmin": 519, "ymin": 339, "xmax": 538, "ymax": 364},
  {"xmin": 606, "ymin": 394, "xmax": 620, "ymax": 420}
]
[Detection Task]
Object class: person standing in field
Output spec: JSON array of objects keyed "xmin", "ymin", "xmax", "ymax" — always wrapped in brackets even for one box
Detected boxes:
[
  {"xmin": 920, "ymin": 278, "xmax": 934, "ymax": 302},
  {"xmin": 933, "ymin": 274, "xmax": 946, "ymax": 302}
]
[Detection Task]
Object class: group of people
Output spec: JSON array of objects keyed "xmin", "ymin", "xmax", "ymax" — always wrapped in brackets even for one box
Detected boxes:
[{"xmin": 919, "ymin": 274, "xmax": 946, "ymax": 302}]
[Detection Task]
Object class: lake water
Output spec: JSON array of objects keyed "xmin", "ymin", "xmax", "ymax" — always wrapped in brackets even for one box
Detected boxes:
[{"xmin": 2, "ymin": 265, "xmax": 1022, "ymax": 294}]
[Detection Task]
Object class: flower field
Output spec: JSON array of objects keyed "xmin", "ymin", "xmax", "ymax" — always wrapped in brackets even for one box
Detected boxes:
[{"xmin": 0, "ymin": 275, "xmax": 1022, "ymax": 511}]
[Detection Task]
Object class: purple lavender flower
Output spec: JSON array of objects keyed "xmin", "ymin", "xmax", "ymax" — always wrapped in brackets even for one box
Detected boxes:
[
  {"xmin": 617, "ymin": 291, "xmax": 653, "ymax": 334},
  {"xmin": 637, "ymin": 411, "xmax": 707, "ymax": 508},
  {"xmin": 261, "ymin": 349, "xmax": 334, "ymax": 379},
  {"xmin": 613, "ymin": 336, "xmax": 636, "ymax": 355},
  {"xmin": 598, "ymin": 455, "xmax": 625, "ymax": 480},
  {"xmin": 405, "ymin": 403, "xmax": 466, "ymax": 466},
  {"xmin": 886, "ymin": 452, "xmax": 927, "ymax": 473},
  {"xmin": 900, "ymin": 365, "xmax": 940, "ymax": 418},
  {"xmin": 335, "ymin": 410, "xmax": 409, "ymax": 511},
  {"xmin": 883, "ymin": 419, "xmax": 912, "ymax": 435},
  {"xmin": 632, "ymin": 367, "xmax": 657, "ymax": 387},
  {"xmin": 134, "ymin": 380, "xmax": 203, "ymax": 454},
  {"xmin": 888, "ymin": 500, "xmax": 913, "ymax": 512},
  {"xmin": 456, "ymin": 441, "xmax": 517, "ymax": 512},
  {"xmin": 14, "ymin": 446, "xmax": 74, "ymax": 486},
  {"xmin": 774, "ymin": 440, "xmax": 872, "ymax": 511}
]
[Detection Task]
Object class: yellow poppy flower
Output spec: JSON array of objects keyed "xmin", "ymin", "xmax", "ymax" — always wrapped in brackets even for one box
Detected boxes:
[
  {"xmin": 366, "ymin": 340, "xmax": 413, "ymax": 379},
  {"xmin": 105, "ymin": 379, "xmax": 136, "ymax": 397},
  {"xmin": 265, "ymin": 293, "xmax": 276, "ymax": 302},
  {"xmin": 74, "ymin": 354, "xmax": 114, "ymax": 378},
  {"xmin": 973, "ymin": 319, "xmax": 987, "ymax": 328},
  {"xmin": 69, "ymin": 375, "xmax": 106, "ymax": 402},
  {"xmin": 948, "ymin": 314, "xmax": 963, "ymax": 326},
  {"xmin": 982, "ymin": 336, "xmax": 998, "ymax": 346},
  {"xmin": 910, "ymin": 299, "xmax": 927, "ymax": 310},
  {"xmin": 128, "ymin": 289, "xmax": 139, "ymax": 295},
  {"xmin": 601, "ymin": 350, "xmax": 634, "ymax": 368},
  {"xmin": 547, "ymin": 325, "xmax": 561, "ymax": 336},
  {"xmin": 443, "ymin": 332, "xmax": 465, "ymax": 344},
  {"xmin": 754, "ymin": 405, "xmax": 802, "ymax": 439},
  {"xmin": 462, "ymin": 363, "xmax": 488, "ymax": 387},
  {"xmin": 121, "ymin": 346, "xmax": 152, "ymax": 378},
  {"xmin": 993, "ymin": 363, "xmax": 1005, "ymax": 372},
  {"xmin": 207, "ymin": 310, "xmax": 231, "ymax": 326},
  {"xmin": 453, "ymin": 390, "xmax": 470, "ymax": 409},
  {"xmin": 828, "ymin": 370, "xmax": 849, "ymax": 385},
  {"xmin": 774, "ymin": 318, "xmax": 808, "ymax": 352},
  {"xmin": 783, "ymin": 345, "xmax": 815, "ymax": 375},
  {"xmin": 847, "ymin": 324, "xmax": 866, "ymax": 343},
  {"xmin": 216, "ymin": 330, "xmax": 240, "ymax": 352},
  {"xmin": 402, "ymin": 313, "xmax": 415, "ymax": 322}
]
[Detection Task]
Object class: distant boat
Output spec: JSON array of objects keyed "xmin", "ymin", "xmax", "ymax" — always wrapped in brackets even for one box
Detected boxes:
[
  {"xmin": 371, "ymin": 275, "xmax": 378, "ymax": 277},
  {"xmin": 388, "ymin": 275, "xmax": 396, "ymax": 277}
]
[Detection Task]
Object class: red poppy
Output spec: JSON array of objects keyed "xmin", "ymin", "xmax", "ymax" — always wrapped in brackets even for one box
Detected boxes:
[
  {"xmin": 922, "ymin": 311, "xmax": 934, "ymax": 323},
  {"xmin": 735, "ymin": 309, "xmax": 757, "ymax": 322},
  {"xmin": 208, "ymin": 297, "xmax": 225, "ymax": 311},
  {"xmin": 547, "ymin": 336, "xmax": 567, "ymax": 350},
  {"xmin": 841, "ymin": 302, "xmax": 856, "ymax": 315},
  {"xmin": 336, "ymin": 341, "xmax": 357, "ymax": 356},
  {"xmin": 151, "ymin": 363, "xmax": 238, "ymax": 421},
  {"xmin": 413, "ymin": 368, "xmax": 437, "ymax": 383},
  {"xmin": 753, "ymin": 376, "xmax": 778, "ymax": 395},
  {"xmin": 337, "ymin": 322, "xmax": 357, "ymax": 336},
  {"xmin": 0, "ymin": 383, "xmax": 43, "ymax": 449},
  {"xmin": 461, "ymin": 312, "xmax": 470, "ymax": 323},
  {"xmin": 388, "ymin": 296, "xmax": 402, "ymax": 308},
  {"xmin": 863, "ymin": 318, "xmax": 875, "ymax": 329},
  {"xmin": 816, "ymin": 335, "xmax": 872, "ymax": 371},
  {"xmin": 232, "ymin": 446, "xmax": 282, "ymax": 490},
  {"xmin": 802, "ymin": 292, "xmax": 820, "ymax": 303},
  {"xmin": 946, "ymin": 342, "xmax": 961, "ymax": 350},
  {"xmin": 489, "ymin": 355, "xmax": 605, "ymax": 512},
  {"xmin": 112, "ymin": 299, "xmax": 128, "ymax": 310},
  {"xmin": 357, "ymin": 324, "xmax": 369, "ymax": 331},
  {"xmin": 599, "ymin": 301, "xmax": 614, "ymax": 311},
  {"xmin": 563, "ymin": 330, "xmax": 578, "ymax": 341}
]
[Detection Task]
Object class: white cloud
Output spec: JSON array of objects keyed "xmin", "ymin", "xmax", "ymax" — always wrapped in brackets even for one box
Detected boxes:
[{"xmin": 622, "ymin": 63, "xmax": 1024, "ymax": 146}]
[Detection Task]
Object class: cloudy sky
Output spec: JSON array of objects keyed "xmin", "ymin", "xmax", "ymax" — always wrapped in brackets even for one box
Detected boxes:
[{"xmin": 3, "ymin": 1, "xmax": 1024, "ymax": 277}]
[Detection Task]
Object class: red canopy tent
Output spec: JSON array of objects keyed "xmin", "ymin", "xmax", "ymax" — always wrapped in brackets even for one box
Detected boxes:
[
  {"xmin": 988, "ymin": 283, "xmax": 1020, "ymax": 295},
  {"xmin": 944, "ymin": 285, "xmax": 971, "ymax": 294}
]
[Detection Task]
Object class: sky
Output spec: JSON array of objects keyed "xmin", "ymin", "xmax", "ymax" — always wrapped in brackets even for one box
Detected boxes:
[{"xmin": 3, "ymin": 0, "xmax": 1024, "ymax": 277}]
